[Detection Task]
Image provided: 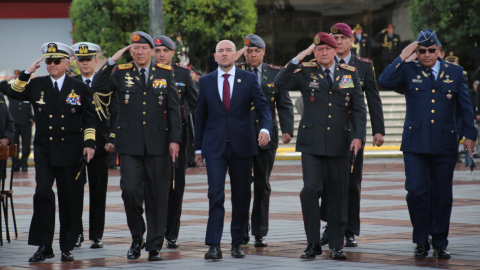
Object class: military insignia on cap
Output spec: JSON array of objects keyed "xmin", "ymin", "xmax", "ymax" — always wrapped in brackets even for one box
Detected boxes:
[
  {"xmin": 131, "ymin": 33, "xmax": 141, "ymax": 42},
  {"xmin": 449, "ymin": 51, "xmax": 454, "ymax": 56},
  {"xmin": 330, "ymin": 26, "xmax": 338, "ymax": 33},
  {"xmin": 314, "ymin": 36, "xmax": 321, "ymax": 44},
  {"xmin": 154, "ymin": 38, "xmax": 162, "ymax": 45},
  {"xmin": 79, "ymin": 44, "xmax": 89, "ymax": 54},
  {"xmin": 244, "ymin": 38, "xmax": 250, "ymax": 46},
  {"xmin": 48, "ymin": 43, "xmax": 58, "ymax": 53}
]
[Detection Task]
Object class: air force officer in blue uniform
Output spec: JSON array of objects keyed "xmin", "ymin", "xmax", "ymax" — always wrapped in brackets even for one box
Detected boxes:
[
  {"xmin": 195, "ymin": 40, "xmax": 272, "ymax": 260},
  {"xmin": 378, "ymin": 29, "xmax": 477, "ymax": 259}
]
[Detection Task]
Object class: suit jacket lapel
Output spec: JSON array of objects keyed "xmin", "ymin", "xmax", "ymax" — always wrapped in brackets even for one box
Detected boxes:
[
  {"xmin": 230, "ymin": 68, "xmax": 244, "ymax": 113},
  {"xmin": 42, "ymin": 77, "xmax": 56, "ymax": 107},
  {"xmin": 210, "ymin": 70, "xmax": 225, "ymax": 113}
]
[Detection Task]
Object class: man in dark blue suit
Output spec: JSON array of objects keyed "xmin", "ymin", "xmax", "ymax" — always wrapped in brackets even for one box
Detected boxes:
[
  {"xmin": 194, "ymin": 40, "xmax": 272, "ymax": 260},
  {"xmin": 378, "ymin": 29, "xmax": 477, "ymax": 259}
]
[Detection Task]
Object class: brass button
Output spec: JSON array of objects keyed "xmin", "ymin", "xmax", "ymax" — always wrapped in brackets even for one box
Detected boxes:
[
  {"xmin": 327, "ymin": 127, "xmax": 330, "ymax": 130},
  {"xmin": 19, "ymin": 108, "xmax": 22, "ymax": 110},
  {"xmin": 416, "ymin": 88, "xmax": 418, "ymax": 91},
  {"xmin": 61, "ymin": 115, "xmax": 64, "ymax": 118},
  {"xmin": 431, "ymin": 99, "xmax": 435, "ymax": 103},
  {"xmin": 409, "ymin": 127, "xmax": 412, "ymax": 129},
  {"xmin": 118, "ymin": 126, "xmax": 120, "ymax": 129},
  {"xmin": 432, "ymin": 89, "xmax": 435, "ymax": 93},
  {"xmin": 451, "ymin": 130, "xmax": 454, "ymax": 133},
  {"xmin": 431, "ymin": 110, "xmax": 435, "ymax": 113},
  {"xmin": 49, "ymin": 115, "xmax": 52, "ymax": 118},
  {"xmin": 448, "ymin": 90, "xmax": 451, "ymax": 92},
  {"xmin": 49, "ymin": 137, "xmax": 52, "ymax": 140},
  {"xmin": 143, "ymin": 121, "xmax": 146, "ymax": 125},
  {"xmin": 329, "ymin": 91, "xmax": 332, "ymax": 94},
  {"xmin": 49, "ymin": 126, "xmax": 52, "ymax": 130},
  {"xmin": 328, "ymin": 115, "xmax": 331, "ymax": 118},
  {"xmin": 328, "ymin": 103, "xmax": 332, "ymax": 106},
  {"xmin": 179, "ymin": 90, "xmax": 182, "ymax": 93},
  {"xmin": 92, "ymin": 101, "xmax": 95, "ymax": 104},
  {"xmin": 256, "ymin": 120, "xmax": 259, "ymax": 122},
  {"xmin": 61, "ymin": 138, "xmax": 64, "ymax": 141},
  {"xmin": 143, "ymin": 112, "xmax": 146, "ymax": 115},
  {"xmin": 431, "ymin": 120, "xmax": 434, "ymax": 123},
  {"xmin": 144, "ymin": 92, "xmax": 146, "ymax": 95},
  {"xmin": 61, "ymin": 127, "xmax": 65, "ymax": 130},
  {"xmin": 303, "ymin": 125, "xmax": 305, "ymax": 128},
  {"xmin": 143, "ymin": 102, "xmax": 146, "ymax": 105}
]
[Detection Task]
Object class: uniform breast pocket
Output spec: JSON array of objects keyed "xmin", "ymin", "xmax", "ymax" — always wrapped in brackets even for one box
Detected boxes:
[
  {"xmin": 407, "ymin": 84, "xmax": 425, "ymax": 103},
  {"xmin": 441, "ymin": 85, "xmax": 457, "ymax": 106},
  {"xmin": 153, "ymin": 88, "xmax": 168, "ymax": 107},
  {"xmin": 297, "ymin": 120, "xmax": 313, "ymax": 145}
]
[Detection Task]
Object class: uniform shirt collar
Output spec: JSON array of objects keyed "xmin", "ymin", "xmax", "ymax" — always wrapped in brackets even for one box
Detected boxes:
[
  {"xmin": 81, "ymin": 73, "xmax": 95, "ymax": 82},
  {"xmin": 336, "ymin": 53, "xmax": 352, "ymax": 64},
  {"xmin": 50, "ymin": 73, "xmax": 66, "ymax": 91},
  {"xmin": 135, "ymin": 62, "xmax": 151, "ymax": 76}
]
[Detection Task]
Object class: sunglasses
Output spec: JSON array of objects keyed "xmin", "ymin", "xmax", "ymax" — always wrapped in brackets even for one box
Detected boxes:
[
  {"xmin": 417, "ymin": 48, "xmax": 437, "ymax": 54},
  {"xmin": 45, "ymin": 59, "xmax": 65, "ymax": 65},
  {"xmin": 77, "ymin": 58, "xmax": 93, "ymax": 62}
]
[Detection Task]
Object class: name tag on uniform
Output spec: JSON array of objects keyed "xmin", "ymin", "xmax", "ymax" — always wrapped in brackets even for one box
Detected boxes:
[
  {"xmin": 412, "ymin": 79, "xmax": 423, "ymax": 83},
  {"xmin": 339, "ymin": 75, "xmax": 354, "ymax": 89}
]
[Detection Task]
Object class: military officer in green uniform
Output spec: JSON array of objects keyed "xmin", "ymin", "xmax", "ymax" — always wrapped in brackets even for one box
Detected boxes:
[
  {"xmin": 152, "ymin": 35, "xmax": 198, "ymax": 249},
  {"xmin": 91, "ymin": 31, "xmax": 182, "ymax": 261},
  {"xmin": 320, "ymin": 23, "xmax": 385, "ymax": 248},
  {"xmin": 235, "ymin": 34, "xmax": 294, "ymax": 247},
  {"xmin": 275, "ymin": 33, "xmax": 367, "ymax": 260},
  {"xmin": 351, "ymin": 24, "xmax": 371, "ymax": 58},
  {"xmin": 374, "ymin": 24, "xmax": 402, "ymax": 71},
  {"xmin": 6, "ymin": 42, "xmax": 96, "ymax": 262}
]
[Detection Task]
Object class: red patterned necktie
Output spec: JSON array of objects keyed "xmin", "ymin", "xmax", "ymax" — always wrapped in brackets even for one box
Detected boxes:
[{"xmin": 222, "ymin": 74, "xmax": 231, "ymax": 112}]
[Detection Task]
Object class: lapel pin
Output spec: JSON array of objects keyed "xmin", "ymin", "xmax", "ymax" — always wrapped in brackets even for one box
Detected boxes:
[{"xmin": 237, "ymin": 79, "xmax": 241, "ymax": 83}]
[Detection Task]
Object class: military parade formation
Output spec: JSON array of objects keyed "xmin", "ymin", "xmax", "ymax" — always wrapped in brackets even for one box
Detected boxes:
[{"xmin": 0, "ymin": 21, "xmax": 477, "ymax": 264}]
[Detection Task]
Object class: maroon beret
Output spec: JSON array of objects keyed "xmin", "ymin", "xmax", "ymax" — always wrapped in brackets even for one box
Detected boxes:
[
  {"xmin": 330, "ymin": 23, "xmax": 353, "ymax": 38},
  {"xmin": 313, "ymin": 32, "xmax": 338, "ymax": 48}
]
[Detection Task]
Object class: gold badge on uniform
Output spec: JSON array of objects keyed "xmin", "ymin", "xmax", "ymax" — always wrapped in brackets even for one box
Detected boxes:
[
  {"xmin": 330, "ymin": 26, "xmax": 338, "ymax": 33},
  {"xmin": 447, "ymin": 93, "xmax": 452, "ymax": 99},
  {"xmin": 314, "ymin": 36, "xmax": 321, "ymax": 44},
  {"xmin": 36, "ymin": 91, "xmax": 46, "ymax": 105},
  {"xmin": 443, "ymin": 74, "xmax": 454, "ymax": 83},
  {"xmin": 125, "ymin": 72, "xmax": 134, "ymax": 87},
  {"xmin": 125, "ymin": 94, "xmax": 130, "ymax": 104},
  {"xmin": 310, "ymin": 73, "xmax": 318, "ymax": 80}
]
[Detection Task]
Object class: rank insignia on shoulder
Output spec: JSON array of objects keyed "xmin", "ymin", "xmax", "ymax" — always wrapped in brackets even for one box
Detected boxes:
[
  {"xmin": 293, "ymin": 68, "xmax": 302, "ymax": 74},
  {"xmin": 301, "ymin": 62, "xmax": 318, "ymax": 67},
  {"xmin": 118, "ymin": 63, "xmax": 133, "ymax": 70},
  {"xmin": 157, "ymin": 63, "xmax": 172, "ymax": 71},
  {"xmin": 339, "ymin": 63, "xmax": 356, "ymax": 72},
  {"xmin": 235, "ymin": 62, "xmax": 245, "ymax": 67},
  {"xmin": 174, "ymin": 63, "xmax": 189, "ymax": 70},
  {"xmin": 267, "ymin": 64, "xmax": 282, "ymax": 70},
  {"xmin": 355, "ymin": 56, "xmax": 372, "ymax": 64}
]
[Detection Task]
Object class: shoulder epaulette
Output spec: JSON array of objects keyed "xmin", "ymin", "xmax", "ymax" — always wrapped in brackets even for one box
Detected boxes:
[
  {"xmin": 309, "ymin": 58, "xmax": 317, "ymax": 62},
  {"xmin": 301, "ymin": 62, "xmax": 318, "ymax": 68},
  {"xmin": 118, "ymin": 63, "xmax": 133, "ymax": 70},
  {"xmin": 267, "ymin": 64, "xmax": 282, "ymax": 70},
  {"xmin": 293, "ymin": 68, "xmax": 302, "ymax": 74},
  {"xmin": 235, "ymin": 62, "xmax": 245, "ymax": 67},
  {"xmin": 157, "ymin": 63, "xmax": 172, "ymax": 71},
  {"xmin": 405, "ymin": 59, "xmax": 418, "ymax": 63},
  {"xmin": 174, "ymin": 63, "xmax": 189, "ymax": 70},
  {"xmin": 356, "ymin": 56, "xmax": 372, "ymax": 64},
  {"xmin": 339, "ymin": 63, "xmax": 356, "ymax": 72}
]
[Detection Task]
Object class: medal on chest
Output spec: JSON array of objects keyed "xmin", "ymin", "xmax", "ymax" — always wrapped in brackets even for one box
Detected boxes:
[
  {"xmin": 345, "ymin": 94, "xmax": 350, "ymax": 107},
  {"xmin": 125, "ymin": 72, "xmax": 134, "ymax": 88},
  {"xmin": 125, "ymin": 94, "xmax": 129, "ymax": 104},
  {"xmin": 339, "ymin": 75, "xmax": 354, "ymax": 89},
  {"xmin": 310, "ymin": 89, "xmax": 315, "ymax": 103},
  {"xmin": 159, "ymin": 94, "xmax": 164, "ymax": 105},
  {"xmin": 66, "ymin": 90, "xmax": 81, "ymax": 105}
]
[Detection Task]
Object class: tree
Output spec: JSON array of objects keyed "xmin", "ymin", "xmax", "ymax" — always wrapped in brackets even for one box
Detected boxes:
[
  {"xmin": 70, "ymin": 0, "xmax": 257, "ymax": 69},
  {"xmin": 409, "ymin": 0, "xmax": 480, "ymax": 56},
  {"xmin": 70, "ymin": 0, "xmax": 149, "ymax": 63},
  {"xmin": 149, "ymin": 0, "xmax": 165, "ymax": 37}
]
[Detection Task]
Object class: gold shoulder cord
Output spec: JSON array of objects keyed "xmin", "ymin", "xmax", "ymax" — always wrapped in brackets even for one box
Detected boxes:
[{"xmin": 93, "ymin": 92, "xmax": 113, "ymax": 121}]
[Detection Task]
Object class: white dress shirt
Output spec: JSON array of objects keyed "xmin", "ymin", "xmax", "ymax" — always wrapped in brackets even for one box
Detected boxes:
[
  {"xmin": 82, "ymin": 74, "xmax": 95, "ymax": 86},
  {"xmin": 50, "ymin": 73, "xmax": 66, "ymax": 91}
]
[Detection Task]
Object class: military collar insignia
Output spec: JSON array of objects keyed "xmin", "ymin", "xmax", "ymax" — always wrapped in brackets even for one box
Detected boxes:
[
  {"xmin": 439, "ymin": 71, "xmax": 444, "ymax": 78},
  {"xmin": 422, "ymin": 71, "xmax": 429, "ymax": 78}
]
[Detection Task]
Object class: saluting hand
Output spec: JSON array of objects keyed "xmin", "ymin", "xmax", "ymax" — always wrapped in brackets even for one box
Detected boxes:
[
  {"xmin": 464, "ymin": 139, "xmax": 476, "ymax": 158},
  {"xmin": 282, "ymin": 133, "xmax": 292, "ymax": 144},
  {"xmin": 27, "ymin": 57, "xmax": 44, "ymax": 74},
  {"xmin": 170, "ymin": 142, "xmax": 180, "ymax": 162},
  {"xmin": 111, "ymin": 45, "xmax": 133, "ymax": 62},
  {"xmin": 236, "ymin": 47, "xmax": 247, "ymax": 61},
  {"xmin": 84, "ymin": 147, "xmax": 95, "ymax": 163},
  {"xmin": 400, "ymin": 41, "xmax": 419, "ymax": 61},
  {"xmin": 372, "ymin": 133, "xmax": 385, "ymax": 147},
  {"xmin": 295, "ymin": 43, "xmax": 316, "ymax": 62},
  {"xmin": 350, "ymin": 138, "xmax": 362, "ymax": 155},
  {"xmin": 258, "ymin": 131, "xmax": 269, "ymax": 147}
]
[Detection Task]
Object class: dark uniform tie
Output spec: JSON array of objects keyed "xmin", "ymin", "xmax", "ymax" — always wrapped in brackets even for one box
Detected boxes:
[
  {"xmin": 324, "ymin": 69, "xmax": 333, "ymax": 89},
  {"xmin": 85, "ymin": 79, "xmax": 91, "ymax": 87},
  {"xmin": 427, "ymin": 69, "xmax": 435, "ymax": 84},
  {"xmin": 339, "ymin": 59, "xmax": 345, "ymax": 64},
  {"xmin": 140, "ymin": 68, "xmax": 146, "ymax": 87},
  {"xmin": 53, "ymin": 81, "xmax": 59, "ymax": 99}
]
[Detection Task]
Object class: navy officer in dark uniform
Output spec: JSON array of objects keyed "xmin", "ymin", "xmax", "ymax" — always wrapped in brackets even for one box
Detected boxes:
[
  {"xmin": 378, "ymin": 29, "xmax": 477, "ymax": 259},
  {"xmin": 275, "ymin": 33, "xmax": 366, "ymax": 260},
  {"xmin": 374, "ymin": 24, "xmax": 401, "ymax": 71},
  {"xmin": 91, "ymin": 31, "xmax": 182, "ymax": 261},
  {"xmin": 70, "ymin": 42, "xmax": 119, "ymax": 249},
  {"xmin": 235, "ymin": 34, "xmax": 294, "ymax": 247},
  {"xmin": 6, "ymin": 42, "xmax": 96, "ymax": 262},
  {"xmin": 351, "ymin": 24, "xmax": 371, "ymax": 58},
  {"xmin": 320, "ymin": 23, "xmax": 385, "ymax": 248},
  {"xmin": 152, "ymin": 35, "xmax": 198, "ymax": 249}
]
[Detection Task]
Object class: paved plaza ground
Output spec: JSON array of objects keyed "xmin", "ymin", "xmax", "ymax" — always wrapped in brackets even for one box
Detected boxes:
[{"xmin": 0, "ymin": 158, "xmax": 479, "ymax": 269}]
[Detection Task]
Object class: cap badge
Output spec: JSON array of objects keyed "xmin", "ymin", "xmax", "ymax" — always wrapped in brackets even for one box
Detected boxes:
[
  {"xmin": 79, "ymin": 44, "xmax": 89, "ymax": 54},
  {"xmin": 47, "ymin": 43, "xmax": 58, "ymax": 53},
  {"xmin": 131, "ymin": 33, "xmax": 141, "ymax": 42},
  {"xmin": 244, "ymin": 38, "xmax": 250, "ymax": 46},
  {"xmin": 314, "ymin": 36, "xmax": 321, "ymax": 44},
  {"xmin": 155, "ymin": 38, "xmax": 162, "ymax": 45},
  {"xmin": 330, "ymin": 26, "xmax": 338, "ymax": 33}
]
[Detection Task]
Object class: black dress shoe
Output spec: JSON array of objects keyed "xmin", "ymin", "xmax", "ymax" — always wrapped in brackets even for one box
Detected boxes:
[
  {"xmin": 127, "ymin": 238, "xmax": 145, "ymax": 260},
  {"xmin": 74, "ymin": 234, "xmax": 84, "ymax": 248},
  {"xmin": 231, "ymin": 245, "xmax": 245, "ymax": 258},
  {"xmin": 345, "ymin": 233, "xmax": 358, "ymax": 247},
  {"xmin": 300, "ymin": 243, "xmax": 322, "ymax": 259},
  {"xmin": 320, "ymin": 232, "xmax": 328, "ymax": 246},
  {"xmin": 329, "ymin": 248, "xmax": 347, "ymax": 259},
  {"xmin": 148, "ymin": 250, "xmax": 163, "ymax": 261},
  {"xmin": 28, "ymin": 246, "xmax": 55, "ymax": 262},
  {"xmin": 61, "ymin": 250, "xmax": 74, "ymax": 261},
  {"xmin": 254, "ymin": 236, "xmax": 268, "ymax": 247},
  {"xmin": 241, "ymin": 223, "xmax": 250, "ymax": 245},
  {"xmin": 90, "ymin": 239, "xmax": 103, "ymax": 249},
  {"xmin": 433, "ymin": 247, "xmax": 451, "ymax": 258},
  {"xmin": 414, "ymin": 242, "xmax": 430, "ymax": 258},
  {"xmin": 205, "ymin": 244, "xmax": 222, "ymax": 260},
  {"xmin": 166, "ymin": 239, "xmax": 179, "ymax": 248}
]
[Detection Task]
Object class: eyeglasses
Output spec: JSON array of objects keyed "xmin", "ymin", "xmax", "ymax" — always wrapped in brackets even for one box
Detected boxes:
[
  {"xmin": 417, "ymin": 48, "xmax": 437, "ymax": 54},
  {"xmin": 77, "ymin": 58, "xmax": 93, "ymax": 62},
  {"xmin": 45, "ymin": 59, "xmax": 64, "ymax": 65}
]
